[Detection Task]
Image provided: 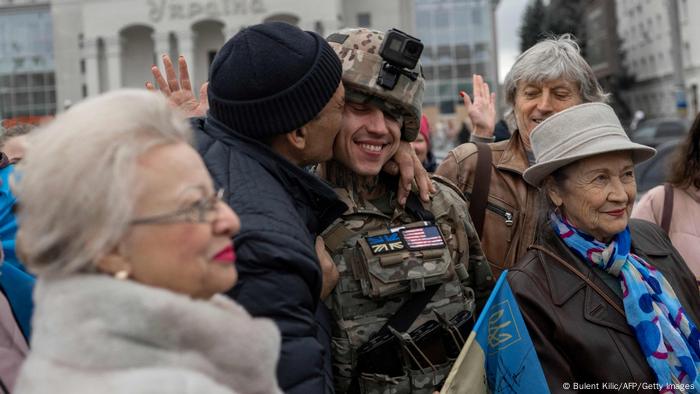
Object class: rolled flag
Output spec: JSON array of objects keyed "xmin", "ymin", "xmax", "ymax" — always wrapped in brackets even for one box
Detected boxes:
[{"xmin": 441, "ymin": 270, "xmax": 550, "ymax": 394}]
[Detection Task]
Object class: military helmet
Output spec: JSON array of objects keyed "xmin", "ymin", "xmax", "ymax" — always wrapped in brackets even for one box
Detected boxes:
[{"xmin": 327, "ymin": 28, "xmax": 425, "ymax": 142}]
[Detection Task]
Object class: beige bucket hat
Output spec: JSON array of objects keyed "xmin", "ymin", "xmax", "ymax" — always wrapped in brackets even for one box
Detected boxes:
[{"xmin": 522, "ymin": 103, "xmax": 656, "ymax": 186}]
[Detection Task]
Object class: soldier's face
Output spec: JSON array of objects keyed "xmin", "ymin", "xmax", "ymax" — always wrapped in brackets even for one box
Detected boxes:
[{"xmin": 333, "ymin": 99, "xmax": 402, "ymax": 176}]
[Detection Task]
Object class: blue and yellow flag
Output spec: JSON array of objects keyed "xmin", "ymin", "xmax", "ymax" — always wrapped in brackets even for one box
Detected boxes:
[{"xmin": 441, "ymin": 270, "xmax": 550, "ymax": 394}]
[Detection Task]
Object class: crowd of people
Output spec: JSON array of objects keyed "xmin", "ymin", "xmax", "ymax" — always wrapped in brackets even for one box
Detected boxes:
[{"xmin": 0, "ymin": 21, "xmax": 698, "ymax": 394}]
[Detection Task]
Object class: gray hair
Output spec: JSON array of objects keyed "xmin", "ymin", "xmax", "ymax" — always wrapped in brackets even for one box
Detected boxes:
[
  {"xmin": 0, "ymin": 123, "xmax": 36, "ymax": 148},
  {"xmin": 14, "ymin": 90, "xmax": 192, "ymax": 277},
  {"xmin": 504, "ymin": 34, "xmax": 608, "ymax": 128}
]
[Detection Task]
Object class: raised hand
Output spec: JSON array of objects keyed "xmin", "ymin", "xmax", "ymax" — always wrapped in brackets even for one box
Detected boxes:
[
  {"xmin": 146, "ymin": 54, "xmax": 209, "ymax": 118},
  {"xmin": 460, "ymin": 74, "xmax": 496, "ymax": 138}
]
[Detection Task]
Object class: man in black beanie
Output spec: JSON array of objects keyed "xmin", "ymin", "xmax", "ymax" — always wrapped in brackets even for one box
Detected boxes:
[
  {"xmin": 146, "ymin": 23, "xmax": 436, "ymax": 394},
  {"xmin": 197, "ymin": 22, "xmax": 346, "ymax": 394}
]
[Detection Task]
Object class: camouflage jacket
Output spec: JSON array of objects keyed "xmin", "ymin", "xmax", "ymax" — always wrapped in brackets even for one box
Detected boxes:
[{"xmin": 322, "ymin": 175, "xmax": 493, "ymax": 394}]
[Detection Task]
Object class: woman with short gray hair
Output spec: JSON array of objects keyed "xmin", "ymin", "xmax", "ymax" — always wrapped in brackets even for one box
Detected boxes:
[
  {"xmin": 436, "ymin": 34, "xmax": 608, "ymax": 279},
  {"xmin": 13, "ymin": 90, "xmax": 282, "ymax": 394},
  {"xmin": 509, "ymin": 103, "xmax": 700, "ymax": 392}
]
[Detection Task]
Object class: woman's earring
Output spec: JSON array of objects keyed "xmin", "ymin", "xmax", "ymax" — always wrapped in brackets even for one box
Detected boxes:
[{"xmin": 114, "ymin": 270, "xmax": 130, "ymax": 280}]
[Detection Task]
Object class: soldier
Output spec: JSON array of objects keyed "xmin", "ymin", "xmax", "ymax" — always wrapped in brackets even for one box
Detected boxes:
[{"xmin": 318, "ymin": 28, "xmax": 494, "ymax": 394}]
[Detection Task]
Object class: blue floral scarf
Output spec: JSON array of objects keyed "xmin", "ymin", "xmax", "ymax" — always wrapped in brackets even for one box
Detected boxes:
[{"xmin": 551, "ymin": 213, "xmax": 700, "ymax": 392}]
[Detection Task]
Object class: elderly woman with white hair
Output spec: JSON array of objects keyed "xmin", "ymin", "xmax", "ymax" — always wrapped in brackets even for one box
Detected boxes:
[
  {"xmin": 437, "ymin": 34, "xmax": 608, "ymax": 279},
  {"xmin": 508, "ymin": 103, "xmax": 700, "ymax": 393},
  {"xmin": 12, "ymin": 90, "xmax": 282, "ymax": 394}
]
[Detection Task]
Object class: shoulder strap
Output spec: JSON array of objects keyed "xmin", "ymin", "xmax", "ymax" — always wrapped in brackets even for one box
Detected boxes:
[
  {"xmin": 468, "ymin": 142, "xmax": 492, "ymax": 238},
  {"xmin": 660, "ymin": 183, "xmax": 674, "ymax": 234},
  {"xmin": 529, "ymin": 245, "xmax": 625, "ymax": 318},
  {"xmin": 381, "ymin": 284, "xmax": 440, "ymax": 335},
  {"xmin": 405, "ymin": 192, "xmax": 435, "ymax": 222}
]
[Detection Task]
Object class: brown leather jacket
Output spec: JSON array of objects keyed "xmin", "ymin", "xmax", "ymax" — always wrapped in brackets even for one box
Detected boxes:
[
  {"xmin": 507, "ymin": 219, "xmax": 700, "ymax": 394},
  {"xmin": 435, "ymin": 131, "xmax": 539, "ymax": 278}
]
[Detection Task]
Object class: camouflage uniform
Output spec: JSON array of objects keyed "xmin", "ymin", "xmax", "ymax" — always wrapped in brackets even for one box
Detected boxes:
[{"xmin": 322, "ymin": 28, "xmax": 494, "ymax": 394}]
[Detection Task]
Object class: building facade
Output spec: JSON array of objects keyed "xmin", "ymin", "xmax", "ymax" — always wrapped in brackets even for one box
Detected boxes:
[
  {"xmin": 50, "ymin": 0, "xmax": 415, "ymax": 111},
  {"xmin": 415, "ymin": 0, "xmax": 499, "ymax": 115},
  {"xmin": 0, "ymin": 0, "xmax": 56, "ymax": 120},
  {"xmin": 616, "ymin": 0, "xmax": 700, "ymax": 118}
]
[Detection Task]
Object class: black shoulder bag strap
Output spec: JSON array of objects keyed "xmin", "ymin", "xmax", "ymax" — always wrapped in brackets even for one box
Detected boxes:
[
  {"xmin": 661, "ymin": 183, "xmax": 674, "ymax": 234},
  {"xmin": 529, "ymin": 245, "xmax": 625, "ymax": 318},
  {"xmin": 469, "ymin": 142, "xmax": 492, "ymax": 238}
]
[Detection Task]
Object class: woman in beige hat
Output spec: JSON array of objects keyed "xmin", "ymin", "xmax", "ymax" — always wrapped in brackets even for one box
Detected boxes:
[{"xmin": 507, "ymin": 103, "xmax": 700, "ymax": 393}]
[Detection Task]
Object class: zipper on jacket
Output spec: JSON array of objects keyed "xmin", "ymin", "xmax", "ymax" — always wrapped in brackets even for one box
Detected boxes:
[{"xmin": 464, "ymin": 192, "xmax": 514, "ymax": 227}]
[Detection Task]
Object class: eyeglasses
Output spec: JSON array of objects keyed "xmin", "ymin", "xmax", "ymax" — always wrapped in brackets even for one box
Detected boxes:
[{"xmin": 130, "ymin": 188, "xmax": 224, "ymax": 225}]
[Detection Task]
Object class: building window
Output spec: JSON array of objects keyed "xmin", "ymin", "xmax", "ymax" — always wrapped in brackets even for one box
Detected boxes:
[{"xmin": 357, "ymin": 13, "xmax": 370, "ymax": 27}]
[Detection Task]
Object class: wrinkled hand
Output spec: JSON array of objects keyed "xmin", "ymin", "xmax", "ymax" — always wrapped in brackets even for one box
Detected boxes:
[
  {"xmin": 315, "ymin": 236, "xmax": 339, "ymax": 300},
  {"xmin": 460, "ymin": 74, "xmax": 496, "ymax": 138},
  {"xmin": 145, "ymin": 54, "xmax": 209, "ymax": 118},
  {"xmin": 382, "ymin": 141, "xmax": 436, "ymax": 206}
]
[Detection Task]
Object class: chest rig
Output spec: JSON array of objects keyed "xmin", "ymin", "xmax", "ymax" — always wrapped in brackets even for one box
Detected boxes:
[{"xmin": 322, "ymin": 184, "xmax": 476, "ymax": 394}]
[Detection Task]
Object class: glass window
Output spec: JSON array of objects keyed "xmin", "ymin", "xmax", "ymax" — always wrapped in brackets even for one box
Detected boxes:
[
  {"xmin": 435, "ymin": 9, "xmax": 449, "ymax": 27},
  {"xmin": 15, "ymin": 74, "xmax": 28, "ymax": 88},
  {"xmin": 438, "ymin": 65, "xmax": 452, "ymax": 79},
  {"xmin": 31, "ymin": 73, "xmax": 44, "ymax": 87},
  {"xmin": 438, "ymin": 82, "xmax": 452, "ymax": 97},
  {"xmin": 15, "ymin": 92, "xmax": 28, "ymax": 106},
  {"xmin": 423, "ymin": 66, "xmax": 436, "ymax": 80},
  {"xmin": 440, "ymin": 99, "xmax": 454, "ymax": 114},
  {"xmin": 32, "ymin": 90, "xmax": 45, "ymax": 105},
  {"xmin": 456, "ymin": 64, "xmax": 471, "ymax": 79},
  {"xmin": 455, "ymin": 44, "xmax": 470, "ymax": 61},
  {"xmin": 357, "ymin": 13, "xmax": 371, "ymax": 27}
]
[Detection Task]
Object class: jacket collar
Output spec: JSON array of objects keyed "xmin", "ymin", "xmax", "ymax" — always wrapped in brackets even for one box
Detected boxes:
[
  {"xmin": 535, "ymin": 225, "xmax": 632, "ymax": 336},
  {"xmin": 495, "ymin": 129, "xmax": 530, "ymax": 175},
  {"xmin": 203, "ymin": 116, "xmax": 347, "ymax": 234}
]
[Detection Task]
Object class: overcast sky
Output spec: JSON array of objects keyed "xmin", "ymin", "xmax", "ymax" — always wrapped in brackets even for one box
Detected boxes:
[{"xmin": 496, "ymin": 0, "xmax": 529, "ymax": 83}]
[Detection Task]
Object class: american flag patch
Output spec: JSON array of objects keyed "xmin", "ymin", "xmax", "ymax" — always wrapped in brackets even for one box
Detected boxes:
[
  {"xmin": 366, "ymin": 231, "xmax": 406, "ymax": 254},
  {"xmin": 400, "ymin": 225, "xmax": 445, "ymax": 250}
]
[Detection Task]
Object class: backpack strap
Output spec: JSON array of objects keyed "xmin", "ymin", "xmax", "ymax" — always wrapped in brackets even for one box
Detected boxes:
[
  {"xmin": 660, "ymin": 183, "xmax": 674, "ymax": 234},
  {"xmin": 468, "ymin": 142, "xmax": 492, "ymax": 238},
  {"xmin": 404, "ymin": 192, "xmax": 435, "ymax": 222}
]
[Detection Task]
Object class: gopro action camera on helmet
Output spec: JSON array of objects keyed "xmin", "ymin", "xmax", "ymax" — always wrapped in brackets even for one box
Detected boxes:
[
  {"xmin": 377, "ymin": 28, "xmax": 424, "ymax": 90},
  {"xmin": 379, "ymin": 28, "xmax": 424, "ymax": 70}
]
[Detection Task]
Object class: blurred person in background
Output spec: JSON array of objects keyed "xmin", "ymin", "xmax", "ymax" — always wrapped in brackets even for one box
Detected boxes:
[
  {"xmin": 0, "ymin": 247, "xmax": 28, "ymax": 394},
  {"xmin": 411, "ymin": 115, "xmax": 437, "ymax": 172},
  {"xmin": 436, "ymin": 34, "xmax": 608, "ymax": 278},
  {"xmin": 510, "ymin": 103, "xmax": 700, "ymax": 393},
  {"xmin": 13, "ymin": 90, "xmax": 282, "ymax": 394},
  {"xmin": 0, "ymin": 124, "xmax": 34, "ymax": 164},
  {"xmin": 0, "ymin": 125, "xmax": 36, "ymax": 394},
  {"xmin": 633, "ymin": 112, "xmax": 700, "ymax": 284}
]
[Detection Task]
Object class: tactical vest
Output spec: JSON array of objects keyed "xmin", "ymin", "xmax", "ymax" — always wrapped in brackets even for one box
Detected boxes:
[{"xmin": 322, "ymin": 177, "xmax": 479, "ymax": 394}]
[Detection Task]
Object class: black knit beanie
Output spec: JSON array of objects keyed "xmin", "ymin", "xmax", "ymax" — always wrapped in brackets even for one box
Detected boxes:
[{"xmin": 208, "ymin": 22, "xmax": 342, "ymax": 139}]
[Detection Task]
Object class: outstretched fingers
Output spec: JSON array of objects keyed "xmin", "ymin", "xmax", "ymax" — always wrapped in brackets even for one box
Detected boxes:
[{"xmin": 178, "ymin": 56, "xmax": 192, "ymax": 92}]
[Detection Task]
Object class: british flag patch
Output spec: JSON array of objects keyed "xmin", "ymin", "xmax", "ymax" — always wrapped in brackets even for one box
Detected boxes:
[
  {"xmin": 366, "ymin": 231, "xmax": 406, "ymax": 254},
  {"xmin": 400, "ymin": 225, "xmax": 445, "ymax": 250}
]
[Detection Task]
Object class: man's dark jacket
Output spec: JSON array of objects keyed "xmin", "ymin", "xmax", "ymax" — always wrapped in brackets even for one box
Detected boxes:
[{"xmin": 193, "ymin": 116, "xmax": 347, "ymax": 394}]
